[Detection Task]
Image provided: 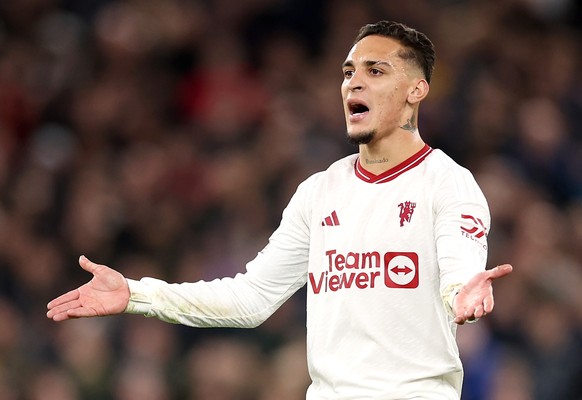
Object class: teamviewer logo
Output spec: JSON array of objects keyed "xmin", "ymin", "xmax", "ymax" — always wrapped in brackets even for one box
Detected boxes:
[{"xmin": 384, "ymin": 252, "xmax": 419, "ymax": 288}]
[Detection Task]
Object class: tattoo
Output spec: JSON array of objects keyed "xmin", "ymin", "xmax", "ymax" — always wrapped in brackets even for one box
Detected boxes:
[
  {"xmin": 400, "ymin": 112, "xmax": 417, "ymax": 132},
  {"xmin": 365, "ymin": 157, "xmax": 389, "ymax": 165}
]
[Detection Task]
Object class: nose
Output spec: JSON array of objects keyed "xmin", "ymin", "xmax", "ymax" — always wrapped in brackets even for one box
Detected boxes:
[{"xmin": 347, "ymin": 71, "xmax": 365, "ymax": 92}]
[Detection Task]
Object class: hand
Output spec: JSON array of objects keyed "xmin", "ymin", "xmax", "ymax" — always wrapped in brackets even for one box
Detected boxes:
[
  {"xmin": 47, "ymin": 256, "xmax": 130, "ymax": 321},
  {"xmin": 453, "ymin": 264, "xmax": 513, "ymax": 325}
]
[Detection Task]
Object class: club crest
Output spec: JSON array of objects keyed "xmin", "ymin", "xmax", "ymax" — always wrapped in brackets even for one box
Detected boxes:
[{"xmin": 398, "ymin": 201, "xmax": 416, "ymax": 227}]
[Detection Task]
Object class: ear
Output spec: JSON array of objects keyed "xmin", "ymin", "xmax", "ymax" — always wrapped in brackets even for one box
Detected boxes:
[{"xmin": 407, "ymin": 79, "xmax": 429, "ymax": 105}]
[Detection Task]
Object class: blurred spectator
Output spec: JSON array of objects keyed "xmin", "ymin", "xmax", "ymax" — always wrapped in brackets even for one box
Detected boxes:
[
  {"xmin": 0, "ymin": 0, "xmax": 580, "ymax": 399},
  {"xmin": 185, "ymin": 337, "xmax": 264, "ymax": 400}
]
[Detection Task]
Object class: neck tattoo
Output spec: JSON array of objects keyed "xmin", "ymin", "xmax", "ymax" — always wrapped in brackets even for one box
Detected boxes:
[
  {"xmin": 365, "ymin": 157, "xmax": 389, "ymax": 165},
  {"xmin": 400, "ymin": 111, "xmax": 417, "ymax": 132}
]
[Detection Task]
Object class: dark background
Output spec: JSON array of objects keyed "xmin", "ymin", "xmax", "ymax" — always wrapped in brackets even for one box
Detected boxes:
[{"xmin": 0, "ymin": 0, "xmax": 581, "ymax": 399}]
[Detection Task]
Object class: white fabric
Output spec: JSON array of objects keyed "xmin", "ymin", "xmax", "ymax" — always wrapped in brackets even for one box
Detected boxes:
[{"xmin": 125, "ymin": 146, "xmax": 490, "ymax": 399}]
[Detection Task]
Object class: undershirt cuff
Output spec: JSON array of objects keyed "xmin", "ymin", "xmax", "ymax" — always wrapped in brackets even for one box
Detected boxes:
[{"xmin": 124, "ymin": 278, "xmax": 154, "ymax": 315}]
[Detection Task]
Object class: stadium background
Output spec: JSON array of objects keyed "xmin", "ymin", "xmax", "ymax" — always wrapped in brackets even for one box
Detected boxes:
[{"xmin": 0, "ymin": 0, "xmax": 581, "ymax": 399}]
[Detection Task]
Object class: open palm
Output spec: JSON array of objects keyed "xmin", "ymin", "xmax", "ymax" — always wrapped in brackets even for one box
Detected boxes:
[
  {"xmin": 453, "ymin": 264, "xmax": 513, "ymax": 325},
  {"xmin": 47, "ymin": 256, "xmax": 130, "ymax": 321}
]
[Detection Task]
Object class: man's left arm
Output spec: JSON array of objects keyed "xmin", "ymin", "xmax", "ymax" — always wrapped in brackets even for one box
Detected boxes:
[{"xmin": 433, "ymin": 167, "xmax": 512, "ymax": 324}]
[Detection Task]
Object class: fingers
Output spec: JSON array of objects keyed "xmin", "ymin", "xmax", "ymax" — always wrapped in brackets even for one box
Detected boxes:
[
  {"xmin": 47, "ymin": 298, "xmax": 99, "ymax": 321},
  {"xmin": 47, "ymin": 256, "xmax": 97, "ymax": 312},
  {"xmin": 50, "ymin": 311, "xmax": 72, "ymax": 322},
  {"xmin": 453, "ymin": 291, "xmax": 493, "ymax": 324},
  {"xmin": 47, "ymin": 297, "xmax": 81, "ymax": 321},
  {"xmin": 474, "ymin": 304, "xmax": 486, "ymax": 319},
  {"xmin": 483, "ymin": 295, "xmax": 494, "ymax": 313},
  {"xmin": 47, "ymin": 288, "xmax": 80, "ymax": 311},
  {"xmin": 79, "ymin": 255, "xmax": 100, "ymax": 274},
  {"xmin": 47, "ymin": 256, "xmax": 110, "ymax": 322},
  {"xmin": 488, "ymin": 264, "xmax": 513, "ymax": 280},
  {"xmin": 51, "ymin": 306, "xmax": 93, "ymax": 321},
  {"xmin": 454, "ymin": 314, "xmax": 468, "ymax": 325},
  {"xmin": 454, "ymin": 307, "xmax": 483, "ymax": 325}
]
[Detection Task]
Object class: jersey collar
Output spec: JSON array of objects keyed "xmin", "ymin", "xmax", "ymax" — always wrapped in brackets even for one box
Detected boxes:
[{"xmin": 354, "ymin": 144, "xmax": 433, "ymax": 184}]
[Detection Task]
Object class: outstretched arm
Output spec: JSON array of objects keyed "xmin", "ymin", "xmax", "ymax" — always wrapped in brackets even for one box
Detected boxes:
[
  {"xmin": 453, "ymin": 263, "xmax": 513, "ymax": 325},
  {"xmin": 47, "ymin": 256, "xmax": 130, "ymax": 321}
]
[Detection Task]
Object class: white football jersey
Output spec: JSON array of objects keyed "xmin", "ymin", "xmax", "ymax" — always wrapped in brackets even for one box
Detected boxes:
[{"xmin": 126, "ymin": 145, "xmax": 490, "ymax": 399}]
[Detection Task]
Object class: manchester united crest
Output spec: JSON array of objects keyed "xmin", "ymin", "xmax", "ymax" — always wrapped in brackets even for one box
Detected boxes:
[{"xmin": 398, "ymin": 201, "xmax": 416, "ymax": 227}]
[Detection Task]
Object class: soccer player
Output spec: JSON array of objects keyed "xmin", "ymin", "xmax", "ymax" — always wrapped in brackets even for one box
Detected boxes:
[{"xmin": 47, "ymin": 21, "xmax": 513, "ymax": 399}]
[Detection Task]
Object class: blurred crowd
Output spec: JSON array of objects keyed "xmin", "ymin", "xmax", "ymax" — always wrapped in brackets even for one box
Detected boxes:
[{"xmin": 0, "ymin": 0, "xmax": 581, "ymax": 399}]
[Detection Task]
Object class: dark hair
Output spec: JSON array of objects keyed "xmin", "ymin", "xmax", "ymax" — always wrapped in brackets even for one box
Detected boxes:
[{"xmin": 353, "ymin": 21, "xmax": 435, "ymax": 84}]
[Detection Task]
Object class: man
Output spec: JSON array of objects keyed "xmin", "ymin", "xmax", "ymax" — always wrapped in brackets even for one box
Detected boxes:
[{"xmin": 48, "ymin": 21, "xmax": 512, "ymax": 399}]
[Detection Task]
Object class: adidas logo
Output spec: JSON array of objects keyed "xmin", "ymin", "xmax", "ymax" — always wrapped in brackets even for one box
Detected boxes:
[{"xmin": 322, "ymin": 210, "xmax": 340, "ymax": 226}]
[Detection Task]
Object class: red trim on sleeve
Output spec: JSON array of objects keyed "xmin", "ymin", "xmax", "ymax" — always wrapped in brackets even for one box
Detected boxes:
[{"xmin": 354, "ymin": 144, "xmax": 433, "ymax": 184}]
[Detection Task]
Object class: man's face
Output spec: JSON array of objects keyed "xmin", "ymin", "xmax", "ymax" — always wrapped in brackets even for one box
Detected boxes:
[{"xmin": 341, "ymin": 35, "xmax": 417, "ymax": 145}]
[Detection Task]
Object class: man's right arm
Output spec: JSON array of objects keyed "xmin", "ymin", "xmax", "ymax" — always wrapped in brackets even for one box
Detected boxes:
[
  {"xmin": 49, "ymin": 176, "xmax": 315, "ymax": 328},
  {"xmin": 124, "ymin": 182, "xmax": 313, "ymax": 328}
]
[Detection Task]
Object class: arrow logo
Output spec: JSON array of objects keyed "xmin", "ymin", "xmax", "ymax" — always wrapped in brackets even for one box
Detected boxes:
[
  {"xmin": 384, "ymin": 252, "xmax": 419, "ymax": 288},
  {"xmin": 390, "ymin": 265, "xmax": 412, "ymax": 275}
]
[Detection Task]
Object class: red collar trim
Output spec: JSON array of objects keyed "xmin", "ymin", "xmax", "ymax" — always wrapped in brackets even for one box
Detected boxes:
[{"xmin": 354, "ymin": 144, "xmax": 433, "ymax": 184}]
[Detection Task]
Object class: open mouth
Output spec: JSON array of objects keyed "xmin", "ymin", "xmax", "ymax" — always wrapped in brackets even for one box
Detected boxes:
[
  {"xmin": 348, "ymin": 101, "xmax": 369, "ymax": 116},
  {"xmin": 347, "ymin": 100, "xmax": 370, "ymax": 122}
]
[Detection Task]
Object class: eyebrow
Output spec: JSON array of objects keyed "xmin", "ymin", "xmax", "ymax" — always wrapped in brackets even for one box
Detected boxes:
[{"xmin": 341, "ymin": 60, "xmax": 393, "ymax": 69}]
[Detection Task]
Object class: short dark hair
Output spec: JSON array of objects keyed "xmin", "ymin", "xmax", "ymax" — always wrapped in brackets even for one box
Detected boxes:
[{"xmin": 353, "ymin": 21, "xmax": 435, "ymax": 84}]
